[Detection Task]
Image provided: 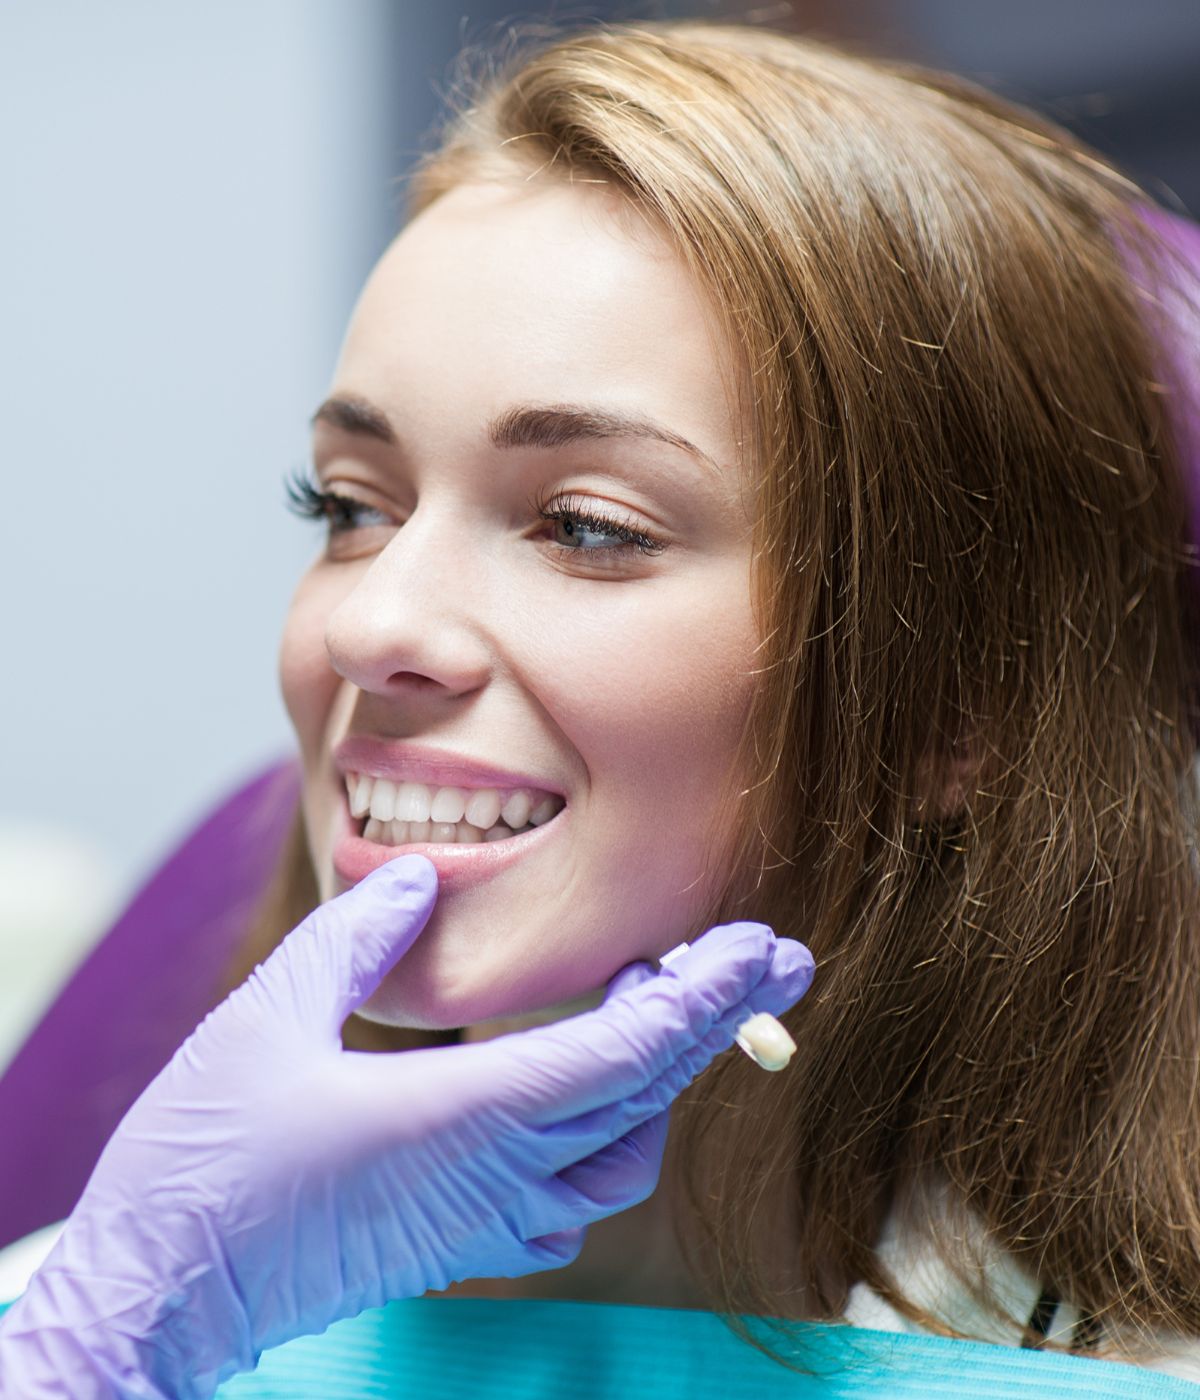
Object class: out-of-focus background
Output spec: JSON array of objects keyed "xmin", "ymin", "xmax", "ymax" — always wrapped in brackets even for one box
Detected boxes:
[{"xmin": 2, "ymin": 0, "xmax": 1198, "ymax": 1063}]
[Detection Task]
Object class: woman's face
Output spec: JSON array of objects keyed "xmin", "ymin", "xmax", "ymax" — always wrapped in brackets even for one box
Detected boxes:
[{"xmin": 280, "ymin": 177, "xmax": 759, "ymax": 1028}]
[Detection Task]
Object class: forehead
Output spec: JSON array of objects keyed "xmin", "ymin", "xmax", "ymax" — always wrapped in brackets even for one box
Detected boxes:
[{"xmin": 335, "ymin": 178, "xmax": 745, "ymax": 465}]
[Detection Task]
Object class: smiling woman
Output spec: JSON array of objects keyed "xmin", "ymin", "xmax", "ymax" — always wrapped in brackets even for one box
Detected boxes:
[
  {"xmin": 271, "ymin": 174, "xmax": 761, "ymax": 1034},
  {"xmin": 230, "ymin": 15, "xmax": 1200, "ymax": 1380},
  {"xmin": 5, "ymin": 15, "xmax": 1200, "ymax": 1398}
]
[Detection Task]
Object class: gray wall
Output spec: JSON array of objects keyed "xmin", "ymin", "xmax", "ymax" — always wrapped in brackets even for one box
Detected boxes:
[{"xmin": 1, "ymin": 3, "xmax": 407, "ymax": 901}]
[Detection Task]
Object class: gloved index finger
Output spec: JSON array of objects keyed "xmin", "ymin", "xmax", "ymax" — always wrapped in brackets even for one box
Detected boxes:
[
  {"xmin": 248, "ymin": 856, "xmax": 440, "ymax": 1038},
  {"xmin": 509, "ymin": 921, "xmax": 800, "ymax": 1126}
]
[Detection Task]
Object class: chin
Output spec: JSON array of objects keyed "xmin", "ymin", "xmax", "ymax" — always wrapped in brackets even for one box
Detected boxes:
[{"xmin": 354, "ymin": 939, "xmax": 592, "ymax": 1032}]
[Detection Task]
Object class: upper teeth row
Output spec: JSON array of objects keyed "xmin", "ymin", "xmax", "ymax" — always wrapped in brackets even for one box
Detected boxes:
[{"xmin": 346, "ymin": 772, "xmax": 563, "ymax": 830}]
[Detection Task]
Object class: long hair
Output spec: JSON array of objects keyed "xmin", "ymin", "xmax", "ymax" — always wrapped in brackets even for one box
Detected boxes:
[{"xmin": 240, "ymin": 19, "xmax": 1200, "ymax": 1363}]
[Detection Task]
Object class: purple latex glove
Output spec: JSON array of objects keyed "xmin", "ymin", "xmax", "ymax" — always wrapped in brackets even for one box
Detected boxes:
[{"xmin": 0, "ymin": 854, "xmax": 814, "ymax": 1399}]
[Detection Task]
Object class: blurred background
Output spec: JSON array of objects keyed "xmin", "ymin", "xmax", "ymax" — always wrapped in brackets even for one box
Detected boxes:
[{"xmin": 2, "ymin": 0, "xmax": 1198, "ymax": 1064}]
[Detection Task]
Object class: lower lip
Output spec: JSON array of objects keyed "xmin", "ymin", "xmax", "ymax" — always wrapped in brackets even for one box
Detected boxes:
[{"xmin": 332, "ymin": 803, "xmax": 567, "ymax": 892}]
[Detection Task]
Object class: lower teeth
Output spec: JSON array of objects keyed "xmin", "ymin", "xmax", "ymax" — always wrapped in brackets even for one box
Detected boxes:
[{"xmin": 361, "ymin": 816, "xmax": 538, "ymax": 846}]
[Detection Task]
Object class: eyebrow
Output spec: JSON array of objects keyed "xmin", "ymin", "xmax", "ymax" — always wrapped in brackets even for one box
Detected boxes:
[
  {"xmin": 311, "ymin": 395, "xmax": 395, "ymax": 443},
  {"xmin": 310, "ymin": 393, "xmax": 721, "ymax": 475}
]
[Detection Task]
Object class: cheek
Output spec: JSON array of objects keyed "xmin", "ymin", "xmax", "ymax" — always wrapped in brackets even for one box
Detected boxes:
[
  {"xmin": 512, "ymin": 562, "xmax": 758, "ymax": 955},
  {"xmin": 526, "ymin": 567, "xmax": 757, "ymax": 790},
  {"xmin": 279, "ymin": 571, "xmax": 340, "ymax": 763}
]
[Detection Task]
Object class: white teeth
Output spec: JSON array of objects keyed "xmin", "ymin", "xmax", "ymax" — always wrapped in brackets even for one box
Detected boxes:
[
  {"xmin": 500, "ymin": 790, "xmax": 532, "ymax": 829},
  {"xmin": 351, "ymin": 773, "xmax": 565, "ymax": 846},
  {"xmin": 464, "ymin": 788, "xmax": 502, "ymax": 830},
  {"xmin": 394, "ymin": 782, "xmax": 431, "ymax": 823},
  {"xmin": 350, "ymin": 773, "xmax": 373, "ymax": 819},
  {"xmin": 430, "ymin": 787, "xmax": 467, "ymax": 823},
  {"xmin": 369, "ymin": 778, "xmax": 397, "ymax": 822},
  {"xmin": 348, "ymin": 775, "xmax": 560, "ymax": 827}
]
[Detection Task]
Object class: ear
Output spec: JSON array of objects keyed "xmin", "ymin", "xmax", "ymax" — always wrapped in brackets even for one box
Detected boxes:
[{"xmin": 910, "ymin": 741, "xmax": 977, "ymax": 822}]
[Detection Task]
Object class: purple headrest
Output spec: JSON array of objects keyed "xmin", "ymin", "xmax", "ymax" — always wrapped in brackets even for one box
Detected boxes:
[{"xmin": 0, "ymin": 759, "xmax": 300, "ymax": 1249}]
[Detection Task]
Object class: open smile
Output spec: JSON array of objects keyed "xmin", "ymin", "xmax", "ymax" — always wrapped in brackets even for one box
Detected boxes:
[
  {"xmin": 347, "ymin": 771, "xmax": 565, "ymax": 846},
  {"xmin": 331, "ymin": 773, "xmax": 568, "ymax": 891}
]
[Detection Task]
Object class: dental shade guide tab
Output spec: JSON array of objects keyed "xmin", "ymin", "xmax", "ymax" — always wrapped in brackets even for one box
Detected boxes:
[
  {"xmin": 656, "ymin": 941, "xmax": 797, "ymax": 1072},
  {"xmin": 733, "ymin": 1012, "xmax": 797, "ymax": 1071}
]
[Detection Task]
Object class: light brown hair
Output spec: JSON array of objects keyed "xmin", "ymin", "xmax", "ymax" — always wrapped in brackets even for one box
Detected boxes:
[{"xmin": 236, "ymin": 18, "xmax": 1200, "ymax": 1366}]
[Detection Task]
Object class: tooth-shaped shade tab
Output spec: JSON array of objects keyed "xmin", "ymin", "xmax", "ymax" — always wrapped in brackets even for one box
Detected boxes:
[{"xmin": 734, "ymin": 1012, "xmax": 797, "ymax": 1072}]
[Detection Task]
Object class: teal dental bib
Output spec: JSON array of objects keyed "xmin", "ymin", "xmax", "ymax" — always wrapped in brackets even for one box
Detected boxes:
[{"xmin": 205, "ymin": 1296, "xmax": 1197, "ymax": 1398}]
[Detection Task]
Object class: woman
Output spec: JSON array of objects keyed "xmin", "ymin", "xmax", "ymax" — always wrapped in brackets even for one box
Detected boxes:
[{"xmin": 3, "ymin": 16, "xmax": 1200, "ymax": 1395}]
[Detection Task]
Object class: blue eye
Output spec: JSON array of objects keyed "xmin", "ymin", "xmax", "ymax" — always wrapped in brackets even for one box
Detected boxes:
[{"xmin": 534, "ymin": 491, "xmax": 666, "ymax": 562}]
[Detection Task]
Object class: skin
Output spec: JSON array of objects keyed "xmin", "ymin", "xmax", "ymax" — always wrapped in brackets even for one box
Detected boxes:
[{"xmin": 280, "ymin": 176, "xmax": 760, "ymax": 1032}]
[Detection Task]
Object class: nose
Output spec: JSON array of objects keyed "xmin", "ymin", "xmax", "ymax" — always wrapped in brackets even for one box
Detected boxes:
[{"xmin": 324, "ymin": 509, "xmax": 493, "ymax": 701}]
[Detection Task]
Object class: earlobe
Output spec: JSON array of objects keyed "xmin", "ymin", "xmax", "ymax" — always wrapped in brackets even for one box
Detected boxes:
[{"xmin": 910, "ymin": 742, "xmax": 978, "ymax": 822}]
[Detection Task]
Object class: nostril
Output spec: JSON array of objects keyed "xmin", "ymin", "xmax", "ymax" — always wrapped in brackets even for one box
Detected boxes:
[{"xmin": 386, "ymin": 672, "xmax": 443, "ymax": 691}]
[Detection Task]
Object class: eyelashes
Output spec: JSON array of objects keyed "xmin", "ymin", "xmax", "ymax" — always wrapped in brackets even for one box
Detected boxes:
[
  {"xmin": 284, "ymin": 468, "xmax": 384, "ymax": 533},
  {"xmin": 527, "ymin": 483, "xmax": 665, "ymax": 558},
  {"xmin": 284, "ymin": 466, "xmax": 667, "ymax": 562}
]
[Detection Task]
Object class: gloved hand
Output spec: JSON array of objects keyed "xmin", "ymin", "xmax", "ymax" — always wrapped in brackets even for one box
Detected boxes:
[{"xmin": 0, "ymin": 854, "xmax": 814, "ymax": 1400}]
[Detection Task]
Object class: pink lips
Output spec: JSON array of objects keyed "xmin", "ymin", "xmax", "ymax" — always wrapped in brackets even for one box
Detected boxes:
[
  {"xmin": 332, "ymin": 818, "xmax": 564, "ymax": 892},
  {"xmin": 330, "ymin": 735, "xmax": 568, "ymax": 893}
]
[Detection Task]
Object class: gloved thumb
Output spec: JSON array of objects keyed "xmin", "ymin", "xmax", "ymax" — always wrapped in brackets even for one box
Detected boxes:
[{"xmin": 257, "ymin": 854, "xmax": 440, "ymax": 1037}]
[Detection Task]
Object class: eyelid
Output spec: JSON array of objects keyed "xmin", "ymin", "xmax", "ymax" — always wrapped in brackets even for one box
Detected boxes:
[{"xmin": 312, "ymin": 467, "xmax": 393, "ymax": 509}]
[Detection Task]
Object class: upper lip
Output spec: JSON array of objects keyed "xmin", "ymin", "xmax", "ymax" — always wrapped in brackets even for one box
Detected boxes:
[{"xmin": 333, "ymin": 736, "xmax": 566, "ymax": 797}]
